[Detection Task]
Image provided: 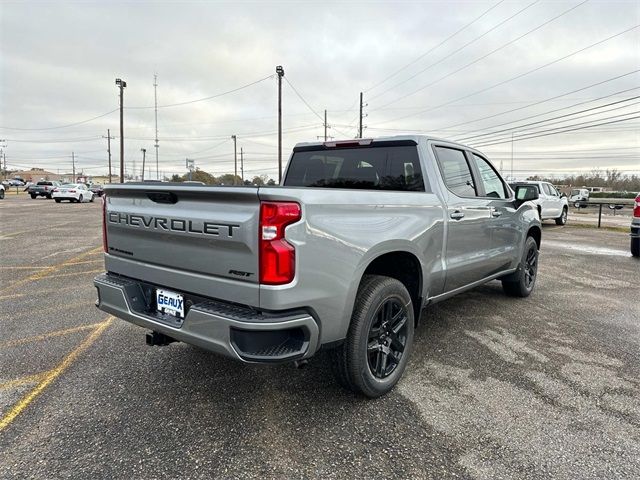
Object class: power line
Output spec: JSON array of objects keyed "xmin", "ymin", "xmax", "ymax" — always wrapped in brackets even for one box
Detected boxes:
[
  {"xmin": 471, "ymin": 112, "xmax": 640, "ymax": 147},
  {"xmin": 454, "ymin": 95, "xmax": 640, "ymax": 143},
  {"xmin": 376, "ymin": 24, "xmax": 640, "ymax": 126},
  {"xmin": 435, "ymin": 69, "xmax": 640, "ymax": 132},
  {"xmin": 371, "ymin": 0, "xmax": 590, "ymax": 112},
  {"xmin": 0, "ymin": 109, "xmax": 118, "ymax": 131},
  {"xmin": 451, "ymin": 86, "xmax": 640, "ymax": 141},
  {"xmin": 365, "ymin": 0, "xmax": 506, "ymax": 93},
  {"xmin": 125, "ymin": 74, "xmax": 275, "ymax": 109},
  {"xmin": 367, "ymin": 0, "xmax": 540, "ymax": 102}
]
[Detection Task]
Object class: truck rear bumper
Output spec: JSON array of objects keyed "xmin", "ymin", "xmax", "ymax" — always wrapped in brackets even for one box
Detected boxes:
[{"xmin": 94, "ymin": 273, "xmax": 320, "ymax": 363}]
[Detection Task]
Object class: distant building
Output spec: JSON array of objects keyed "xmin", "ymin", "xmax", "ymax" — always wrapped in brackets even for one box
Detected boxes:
[{"xmin": 10, "ymin": 168, "xmax": 63, "ymax": 183}]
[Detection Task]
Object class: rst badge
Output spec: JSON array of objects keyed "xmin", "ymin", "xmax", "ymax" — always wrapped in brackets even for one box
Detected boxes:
[{"xmin": 156, "ymin": 289, "xmax": 185, "ymax": 318}]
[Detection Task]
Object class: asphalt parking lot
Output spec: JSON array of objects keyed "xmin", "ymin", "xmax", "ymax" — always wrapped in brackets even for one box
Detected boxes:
[{"xmin": 1, "ymin": 194, "xmax": 638, "ymax": 479}]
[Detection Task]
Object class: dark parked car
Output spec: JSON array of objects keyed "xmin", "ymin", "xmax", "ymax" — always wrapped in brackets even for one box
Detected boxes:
[
  {"xmin": 28, "ymin": 181, "xmax": 60, "ymax": 199},
  {"xmin": 89, "ymin": 184, "xmax": 105, "ymax": 197}
]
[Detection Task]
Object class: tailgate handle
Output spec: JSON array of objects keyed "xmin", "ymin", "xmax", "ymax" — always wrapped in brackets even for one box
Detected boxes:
[{"xmin": 146, "ymin": 191, "xmax": 177, "ymax": 204}]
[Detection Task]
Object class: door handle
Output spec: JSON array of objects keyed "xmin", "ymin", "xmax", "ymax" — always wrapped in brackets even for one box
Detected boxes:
[
  {"xmin": 491, "ymin": 210, "xmax": 503, "ymax": 217},
  {"xmin": 450, "ymin": 211, "xmax": 465, "ymax": 220}
]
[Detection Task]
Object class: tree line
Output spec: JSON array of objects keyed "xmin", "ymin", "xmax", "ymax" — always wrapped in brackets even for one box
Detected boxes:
[
  {"xmin": 527, "ymin": 169, "xmax": 640, "ymax": 192},
  {"xmin": 170, "ymin": 169, "xmax": 276, "ymax": 186}
]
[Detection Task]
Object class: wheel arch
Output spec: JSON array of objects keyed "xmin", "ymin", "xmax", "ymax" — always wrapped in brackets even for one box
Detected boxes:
[
  {"xmin": 527, "ymin": 225, "xmax": 541, "ymax": 249},
  {"xmin": 358, "ymin": 250, "xmax": 423, "ymax": 324}
]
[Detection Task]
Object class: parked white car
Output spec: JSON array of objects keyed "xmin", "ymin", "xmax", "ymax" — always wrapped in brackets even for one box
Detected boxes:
[
  {"xmin": 510, "ymin": 181, "xmax": 568, "ymax": 225},
  {"xmin": 0, "ymin": 183, "xmax": 5, "ymax": 199},
  {"xmin": 569, "ymin": 188, "xmax": 589, "ymax": 207},
  {"xmin": 52, "ymin": 183, "xmax": 94, "ymax": 203}
]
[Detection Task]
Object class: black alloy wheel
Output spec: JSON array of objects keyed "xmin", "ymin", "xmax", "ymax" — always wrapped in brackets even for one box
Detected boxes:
[
  {"xmin": 523, "ymin": 245, "xmax": 538, "ymax": 290},
  {"xmin": 367, "ymin": 299, "xmax": 409, "ymax": 379}
]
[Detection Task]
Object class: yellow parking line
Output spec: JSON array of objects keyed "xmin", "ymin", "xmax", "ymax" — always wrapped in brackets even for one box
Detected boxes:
[
  {"xmin": 0, "ymin": 372, "xmax": 49, "ymax": 391},
  {"xmin": 0, "ymin": 266, "xmax": 44, "ymax": 270},
  {"xmin": 0, "ymin": 316, "xmax": 114, "ymax": 432},
  {"xmin": 59, "ymin": 259, "xmax": 103, "ymax": 267},
  {"xmin": 0, "ymin": 323, "xmax": 103, "ymax": 349},
  {"xmin": 51, "ymin": 268, "xmax": 103, "ymax": 279},
  {"xmin": 0, "ymin": 246, "xmax": 102, "ymax": 294},
  {"xmin": 0, "ymin": 293, "xmax": 25, "ymax": 301},
  {"xmin": 0, "ymin": 260, "xmax": 102, "ymax": 270}
]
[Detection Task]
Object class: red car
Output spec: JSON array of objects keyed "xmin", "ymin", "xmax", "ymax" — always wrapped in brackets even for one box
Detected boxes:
[{"xmin": 631, "ymin": 192, "xmax": 640, "ymax": 257}]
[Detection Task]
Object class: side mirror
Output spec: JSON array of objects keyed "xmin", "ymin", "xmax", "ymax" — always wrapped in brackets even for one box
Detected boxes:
[{"xmin": 514, "ymin": 185, "xmax": 539, "ymax": 207}]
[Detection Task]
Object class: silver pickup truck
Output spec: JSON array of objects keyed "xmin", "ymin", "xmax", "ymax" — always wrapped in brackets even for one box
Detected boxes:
[{"xmin": 94, "ymin": 135, "xmax": 541, "ymax": 397}]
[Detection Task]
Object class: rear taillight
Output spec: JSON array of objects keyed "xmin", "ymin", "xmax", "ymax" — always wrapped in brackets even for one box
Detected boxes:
[
  {"xmin": 102, "ymin": 195, "xmax": 108, "ymax": 253},
  {"xmin": 634, "ymin": 194, "xmax": 640, "ymax": 218},
  {"xmin": 69, "ymin": 189, "xmax": 76, "ymax": 193},
  {"xmin": 259, "ymin": 201, "xmax": 301, "ymax": 285}
]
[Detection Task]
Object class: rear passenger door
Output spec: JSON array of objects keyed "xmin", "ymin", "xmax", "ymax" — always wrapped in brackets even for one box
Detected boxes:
[
  {"xmin": 469, "ymin": 153, "xmax": 520, "ymax": 273},
  {"xmin": 433, "ymin": 145, "xmax": 494, "ymax": 292},
  {"xmin": 541, "ymin": 183, "xmax": 561, "ymax": 218}
]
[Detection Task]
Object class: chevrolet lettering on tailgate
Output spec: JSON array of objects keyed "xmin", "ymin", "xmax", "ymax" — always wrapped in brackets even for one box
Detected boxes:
[{"xmin": 108, "ymin": 212, "xmax": 240, "ymax": 237}]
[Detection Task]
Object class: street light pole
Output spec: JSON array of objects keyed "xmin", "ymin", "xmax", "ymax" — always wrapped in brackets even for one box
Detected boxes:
[
  {"xmin": 232, "ymin": 135, "xmax": 237, "ymax": 185},
  {"xmin": 141, "ymin": 148, "xmax": 146, "ymax": 181},
  {"xmin": 276, "ymin": 65, "xmax": 284, "ymax": 183},
  {"xmin": 240, "ymin": 147, "xmax": 244, "ymax": 183},
  {"xmin": 115, "ymin": 78, "xmax": 127, "ymax": 183}
]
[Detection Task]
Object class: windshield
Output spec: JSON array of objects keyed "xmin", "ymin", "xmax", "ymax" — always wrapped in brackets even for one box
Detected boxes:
[{"xmin": 571, "ymin": 189, "xmax": 581, "ymax": 195}]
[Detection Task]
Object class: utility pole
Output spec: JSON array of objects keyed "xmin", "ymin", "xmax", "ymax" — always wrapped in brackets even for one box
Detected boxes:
[
  {"xmin": 324, "ymin": 109, "xmax": 328, "ymax": 141},
  {"xmin": 186, "ymin": 158, "xmax": 194, "ymax": 181},
  {"xmin": 154, "ymin": 74, "xmax": 159, "ymax": 180},
  {"xmin": 232, "ymin": 135, "xmax": 237, "ymax": 185},
  {"xmin": 0, "ymin": 140, "xmax": 6, "ymax": 180},
  {"xmin": 141, "ymin": 148, "xmax": 146, "ymax": 181},
  {"xmin": 276, "ymin": 65, "xmax": 285, "ymax": 183},
  {"xmin": 115, "ymin": 78, "xmax": 127, "ymax": 183},
  {"xmin": 72, "ymin": 152, "xmax": 76, "ymax": 182},
  {"xmin": 102, "ymin": 129, "xmax": 114, "ymax": 183},
  {"xmin": 510, "ymin": 132, "xmax": 514, "ymax": 180},
  {"xmin": 359, "ymin": 92, "xmax": 363, "ymax": 139},
  {"xmin": 240, "ymin": 147, "xmax": 244, "ymax": 183}
]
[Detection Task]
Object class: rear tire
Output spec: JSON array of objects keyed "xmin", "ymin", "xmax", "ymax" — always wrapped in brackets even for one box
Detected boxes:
[
  {"xmin": 78, "ymin": 195, "xmax": 83, "ymax": 203},
  {"xmin": 555, "ymin": 207, "xmax": 568, "ymax": 225},
  {"xmin": 502, "ymin": 236, "xmax": 538, "ymax": 297},
  {"xmin": 329, "ymin": 275, "xmax": 414, "ymax": 398},
  {"xmin": 0, "ymin": 190, "xmax": 4, "ymax": 199},
  {"xmin": 30, "ymin": 194, "xmax": 37, "ymax": 199},
  {"xmin": 632, "ymin": 238, "xmax": 640, "ymax": 257},
  {"xmin": 55, "ymin": 199, "xmax": 61, "ymax": 203}
]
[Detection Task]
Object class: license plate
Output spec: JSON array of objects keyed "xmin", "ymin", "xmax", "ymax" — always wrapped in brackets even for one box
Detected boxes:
[{"xmin": 156, "ymin": 289, "xmax": 185, "ymax": 318}]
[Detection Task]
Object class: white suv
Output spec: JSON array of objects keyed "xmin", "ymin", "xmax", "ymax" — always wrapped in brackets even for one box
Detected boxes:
[{"xmin": 510, "ymin": 181, "xmax": 568, "ymax": 225}]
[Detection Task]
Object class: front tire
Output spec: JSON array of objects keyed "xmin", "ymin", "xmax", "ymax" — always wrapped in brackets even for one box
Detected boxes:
[
  {"xmin": 30, "ymin": 194, "xmax": 37, "ymax": 199},
  {"xmin": 632, "ymin": 238, "xmax": 640, "ymax": 257},
  {"xmin": 329, "ymin": 275, "xmax": 415, "ymax": 398},
  {"xmin": 55, "ymin": 199, "xmax": 61, "ymax": 203},
  {"xmin": 502, "ymin": 236, "xmax": 538, "ymax": 297},
  {"xmin": 555, "ymin": 207, "xmax": 568, "ymax": 225}
]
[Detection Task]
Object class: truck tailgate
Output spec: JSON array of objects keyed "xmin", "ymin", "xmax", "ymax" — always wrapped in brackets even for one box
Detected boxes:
[{"xmin": 104, "ymin": 184, "xmax": 260, "ymax": 305}]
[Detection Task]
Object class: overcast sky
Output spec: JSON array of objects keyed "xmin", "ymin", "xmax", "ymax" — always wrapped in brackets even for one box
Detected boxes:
[{"xmin": 1, "ymin": 0, "xmax": 639, "ymax": 181}]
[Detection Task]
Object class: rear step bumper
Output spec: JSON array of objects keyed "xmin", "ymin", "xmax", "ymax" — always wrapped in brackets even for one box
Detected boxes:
[{"xmin": 94, "ymin": 273, "xmax": 319, "ymax": 363}]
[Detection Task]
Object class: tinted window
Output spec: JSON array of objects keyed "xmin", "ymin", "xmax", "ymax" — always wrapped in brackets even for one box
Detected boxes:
[
  {"xmin": 284, "ymin": 145, "xmax": 426, "ymax": 191},
  {"xmin": 473, "ymin": 154, "xmax": 506, "ymax": 199},
  {"xmin": 434, "ymin": 146, "xmax": 476, "ymax": 197}
]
